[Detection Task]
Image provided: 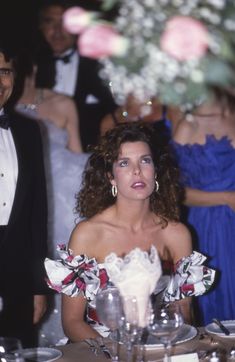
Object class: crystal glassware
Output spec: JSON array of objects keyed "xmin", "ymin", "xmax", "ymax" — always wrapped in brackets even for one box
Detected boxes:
[
  {"xmin": 122, "ymin": 295, "xmax": 144, "ymax": 362},
  {"xmin": 95, "ymin": 287, "xmax": 124, "ymax": 361},
  {"xmin": 148, "ymin": 303, "xmax": 184, "ymax": 362},
  {"xmin": 0, "ymin": 337, "xmax": 24, "ymax": 362}
]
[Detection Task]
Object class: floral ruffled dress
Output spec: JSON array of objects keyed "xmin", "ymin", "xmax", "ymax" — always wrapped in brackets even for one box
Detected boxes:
[{"xmin": 45, "ymin": 245, "xmax": 215, "ymax": 336}]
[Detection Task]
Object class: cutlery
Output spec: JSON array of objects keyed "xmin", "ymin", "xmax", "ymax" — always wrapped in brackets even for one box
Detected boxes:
[
  {"xmin": 84, "ymin": 338, "xmax": 112, "ymax": 359},
  {"xmin": 212, "ymin": 318, "xmax": 230, "ymax": 336},
  {"xmin": 229, "ymin": 346, "xmax": 235, "ymax": 358}
]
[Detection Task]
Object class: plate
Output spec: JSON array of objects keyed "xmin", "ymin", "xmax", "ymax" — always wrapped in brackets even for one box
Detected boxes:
[
  {"xmin": 205, "ymin": 320, "xmax": 235, "ymax": 338},
  {"xmin": 22, "ymin": 347, "xmax": 62, "ymax": 362},
  {"xmin": 145, "ymin": 324, "xmax": 198, "ymax": 350}
]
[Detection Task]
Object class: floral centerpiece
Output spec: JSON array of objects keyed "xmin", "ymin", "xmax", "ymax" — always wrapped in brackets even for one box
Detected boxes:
[{"xmin": 63, "ymin": 0, "xmax": 235, "ymax": 110}]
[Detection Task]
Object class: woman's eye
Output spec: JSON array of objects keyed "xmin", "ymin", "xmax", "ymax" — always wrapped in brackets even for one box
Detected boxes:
[
  {"xmin": 119, "ymin": 160, "xmax": 128, "ymax": 167},
  {"xmin": 142, "ymin": 157, "xmax": 152, "ymax": 164}
]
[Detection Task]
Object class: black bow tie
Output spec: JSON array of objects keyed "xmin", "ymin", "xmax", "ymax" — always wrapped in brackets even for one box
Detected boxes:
[
  {"xmin": 53, "ymin": 49, "xmax": 76, "ymax": 64},
  {"xmin": 0, "ymin": 114, "xmax": 10, "ymax": 129}
]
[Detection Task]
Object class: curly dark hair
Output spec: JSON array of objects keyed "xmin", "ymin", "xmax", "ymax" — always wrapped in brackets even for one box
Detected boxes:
[{"xmin": 76, "ymin": 121, "xmax": 183, "ymax": 224}]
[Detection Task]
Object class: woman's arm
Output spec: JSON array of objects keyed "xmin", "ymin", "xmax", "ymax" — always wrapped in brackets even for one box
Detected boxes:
[
  {"xmin": 185, "ymin": 187, "xmax": 235, "ymax": 210},
  {"xmin": 64, "ymin": 98, "xmax": 83, "ymax": 153},
  {"xmin": 62, "ymin": 294, "xmax": 100, "ymax": 341},
  {"xmin": 61, "ymin": 221, "xmax": 101, "ymax": 341},
  {"xmin": 165, "ymin": 222, "xmax": 193, "ymax": 324},
  {"xmin": 166, "ymin": 222, "xmax": 193, "ymax": 264}
]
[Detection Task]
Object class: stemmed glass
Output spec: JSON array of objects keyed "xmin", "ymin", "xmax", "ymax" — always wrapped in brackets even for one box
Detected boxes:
[
  {"xmin": 148, "ymin": 303, "xmax": 184, "ymax": 362},
  {"xmin": 95, "ymin": 287, "xmax": 124, "ymax": 361},
  {"xmin": 0, "ymin": 337, "xmax": 24, "ymax": 362},
  {"xmin": 122, "ymin": 295, "xmax": 144, "ymax": 362}
]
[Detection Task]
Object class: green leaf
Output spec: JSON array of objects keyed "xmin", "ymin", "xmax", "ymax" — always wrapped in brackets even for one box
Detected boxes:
[
  {"xmin": 101, "ymin": 0, "xmax": 118, "ymax": 11},
  {"xmin": 158, "ymin": 81, "xmax": 209, "ymax": 106},
  {"xmin": 204, "ymin": 58, "xmax": 235, "ymax": 86}
]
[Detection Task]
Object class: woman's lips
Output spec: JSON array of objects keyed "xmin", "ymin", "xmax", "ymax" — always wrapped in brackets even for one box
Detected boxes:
[{"xmin": 131, "ymin": 182, "xmax": 146, "ymax": 189}]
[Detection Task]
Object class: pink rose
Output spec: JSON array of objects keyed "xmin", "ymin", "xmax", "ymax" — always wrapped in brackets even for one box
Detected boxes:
[
  {"xmin": 63, "ymin": 6, "xmax": 93, "ymax": 34},
  {"xmin": 78, "ymin": 24, "xmax": 128, "ymax": 59},
  {"xmin": 160, "ymin": 16, "xmax": 209, "ymax": 61}
]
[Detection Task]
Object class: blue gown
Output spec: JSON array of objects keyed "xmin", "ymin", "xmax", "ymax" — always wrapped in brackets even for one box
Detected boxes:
[{"xmin": 172, "ymin": 135, "xmax": 235, "ymax": 325}]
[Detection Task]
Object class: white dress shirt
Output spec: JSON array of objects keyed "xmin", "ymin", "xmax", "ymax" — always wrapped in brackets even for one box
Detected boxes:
[
  {"xmin": 0, "ymin": 109, "xmax": 18, "ymax": 225},
  {"xmin": 53, "ymin": 49, "xmax": 79, "ymax": 96}
]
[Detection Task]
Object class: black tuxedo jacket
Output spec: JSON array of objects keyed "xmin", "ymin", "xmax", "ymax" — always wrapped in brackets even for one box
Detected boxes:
[
  {"xmin": 0, "ymin": 112, "xmax": 48, "ymax": 297},
  {"xmin": 36, "ymin": 51, "xmax": 117, "ymax": 150},
  {"xmin": 74, "ymin": 56, "xmax": 116, "ymax": 149}
]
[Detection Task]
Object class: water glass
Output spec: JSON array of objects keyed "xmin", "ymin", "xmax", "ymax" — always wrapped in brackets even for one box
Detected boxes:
[
  {"xmin": 148, "ymin": 303, "xmax": 184, "ymax": 362},
  {"xmin": 122, "ymin": 295, "xmax": 143, "ymax": 362},
  {"xmin": 0, "ymin": 337, "xmax": 24, "ymax": 362},
  {"xmin": 95, "ymin": 287, "xmax": 124, "ymax": 361}
]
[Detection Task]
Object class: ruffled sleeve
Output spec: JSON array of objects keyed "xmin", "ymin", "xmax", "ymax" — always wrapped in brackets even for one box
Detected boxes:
[
  {"xmin": 163, "ymin": 251, "xmax": 216, "ymax": 302},
  {"xmin": 44, "ymin": 244, "xmax": 109, "ymax": 301}
]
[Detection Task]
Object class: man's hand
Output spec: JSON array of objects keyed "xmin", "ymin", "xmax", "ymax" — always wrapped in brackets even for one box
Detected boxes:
[{"xmin": 33, "ymin": 295, "xmax": 47, "ymax": 324}]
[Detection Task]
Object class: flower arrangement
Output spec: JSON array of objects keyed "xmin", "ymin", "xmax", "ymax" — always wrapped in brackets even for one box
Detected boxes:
[{"xmin": 63, "ymin": 0, "xmax": 235, "ymax": 109}]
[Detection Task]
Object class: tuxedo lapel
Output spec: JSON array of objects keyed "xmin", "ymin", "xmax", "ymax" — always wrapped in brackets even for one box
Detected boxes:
[
  {"xmin": 74, "ymin": 57, "xmax": 82, "ymax": 101},
  {"xmin": 74, "ymin": 56, "xmax": 98, "ymax": 102},
  {"xmin": 6, "ymin": 118, "xmax": 30, "ymax": 228}
]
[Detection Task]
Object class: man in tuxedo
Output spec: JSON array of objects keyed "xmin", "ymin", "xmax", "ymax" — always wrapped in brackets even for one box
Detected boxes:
[
  {"xmin": 0, "ymin": 46, "xmax": 48, "ymax": 347},
  {"xmin": 36, "ymin": 0, "xmax": 116, "ymax": 151}
]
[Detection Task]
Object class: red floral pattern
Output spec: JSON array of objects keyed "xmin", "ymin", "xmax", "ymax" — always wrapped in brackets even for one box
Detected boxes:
[
  {"xmin": 45, "ymin": 244, "xmax": 109, "ymax": 300},
  {"xmin": 163, "ymin": 251, "xmax": 216, "ymax": 302}
]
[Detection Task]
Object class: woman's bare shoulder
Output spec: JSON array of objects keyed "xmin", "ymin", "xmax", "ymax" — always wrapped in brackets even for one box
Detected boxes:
[
  {"xmin": 52, "ymin": 92, "xmax": 75, "ymax": 109},
  {"xmin": 165, "ymin": 220, "xmax": 190, "ymax": 234},
  {"xmin": 43, "ymin": 89, "xmax": 74, "ymax": 108},
  {"xmin": 68, "ymin": 215, "xmax": 107, "ymax": 256},
  {"xmin": 161, "ymin": 221, "xmax": 192, "ymax": 262},
  {"xmin": 173, "ymin": 117, "xmax": 198, "ymax": 144},
  {"xmin": 163, "ymin": 221, "xmax": 192, "ymax": 243}
]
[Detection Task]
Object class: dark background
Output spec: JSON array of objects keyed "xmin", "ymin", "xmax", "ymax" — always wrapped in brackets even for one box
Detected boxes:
[
  {"xmin": 0, "ymin": 1, "xmax": 40, "ymax": 51},
  {"xmin": 0, "ymin": 0, "xmax": 112, "ymax": 53}
]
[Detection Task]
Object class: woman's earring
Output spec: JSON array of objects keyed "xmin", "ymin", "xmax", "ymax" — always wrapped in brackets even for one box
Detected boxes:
[
  {"xmin": 111, "ymin": 185, "xmax": 117, "ymax": 197},
  {"xmin": 155, "ymin": 179, "xmax": 159, "ymax": 192}
]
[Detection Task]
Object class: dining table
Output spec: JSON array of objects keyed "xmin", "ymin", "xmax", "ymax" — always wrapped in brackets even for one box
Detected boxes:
[{"xmin": 55, "ymin": 327, "xmax": 235, "ymax": 362}]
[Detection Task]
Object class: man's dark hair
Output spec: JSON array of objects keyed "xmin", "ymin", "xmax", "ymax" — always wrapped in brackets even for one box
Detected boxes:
[{"xmin": 0, "ymin": 42, "xmax": 16, "ymax": 63}]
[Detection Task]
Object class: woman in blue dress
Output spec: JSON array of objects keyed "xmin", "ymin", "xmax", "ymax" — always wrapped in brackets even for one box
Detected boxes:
[{"xmin": 171, "ymin": 90, "xmax": 235, "ymax": 325}]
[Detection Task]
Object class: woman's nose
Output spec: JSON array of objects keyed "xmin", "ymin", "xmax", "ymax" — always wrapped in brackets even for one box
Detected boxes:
[{"xmin": 133, "ymin": 164, "xmax": 141, "ymax": 175}]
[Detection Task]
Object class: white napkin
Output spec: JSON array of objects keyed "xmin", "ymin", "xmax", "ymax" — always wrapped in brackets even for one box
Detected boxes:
[
  {"xmin": 104, "ymin": 246, "xmax": 162, "ymax": 327},
  {"xmin": 171, "ymin": 353, "xmax": 199, "ymax": 361}
]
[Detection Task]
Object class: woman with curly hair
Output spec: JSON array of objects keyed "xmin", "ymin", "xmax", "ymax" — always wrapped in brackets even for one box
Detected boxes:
[
  {"xmin": 45, "ymin": 121, "xmax": 215, "ymax": 344},
  {"xmin": 77, "ymin": 121, "xmax": 181, "ymax": 221}
]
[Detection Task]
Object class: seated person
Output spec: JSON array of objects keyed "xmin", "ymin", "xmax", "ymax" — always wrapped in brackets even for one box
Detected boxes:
[{"xmin": 45, "ymin": 122, "xmax": 216, "ymax": 343}]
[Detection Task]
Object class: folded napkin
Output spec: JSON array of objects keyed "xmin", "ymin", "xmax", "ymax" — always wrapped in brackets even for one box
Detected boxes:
[{"xmin": 104, "ymin": 246, "xmax": 162, "ymax": 327}]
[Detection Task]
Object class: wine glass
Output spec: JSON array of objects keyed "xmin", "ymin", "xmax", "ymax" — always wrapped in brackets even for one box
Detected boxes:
[
  {"xmin": 148, "ymin": 303, "xmax": 184, "ymax": 362},
  {"xmin": 0, "ymin": 337, "xmax": 24, "ymax": 362},
  {"xmin": 122, "ymin": 295, "xmax": 143, "ymax": 362},
  {"xmin": 95, "ymin": 287, "xmax": 124, "ymax": 361}
]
